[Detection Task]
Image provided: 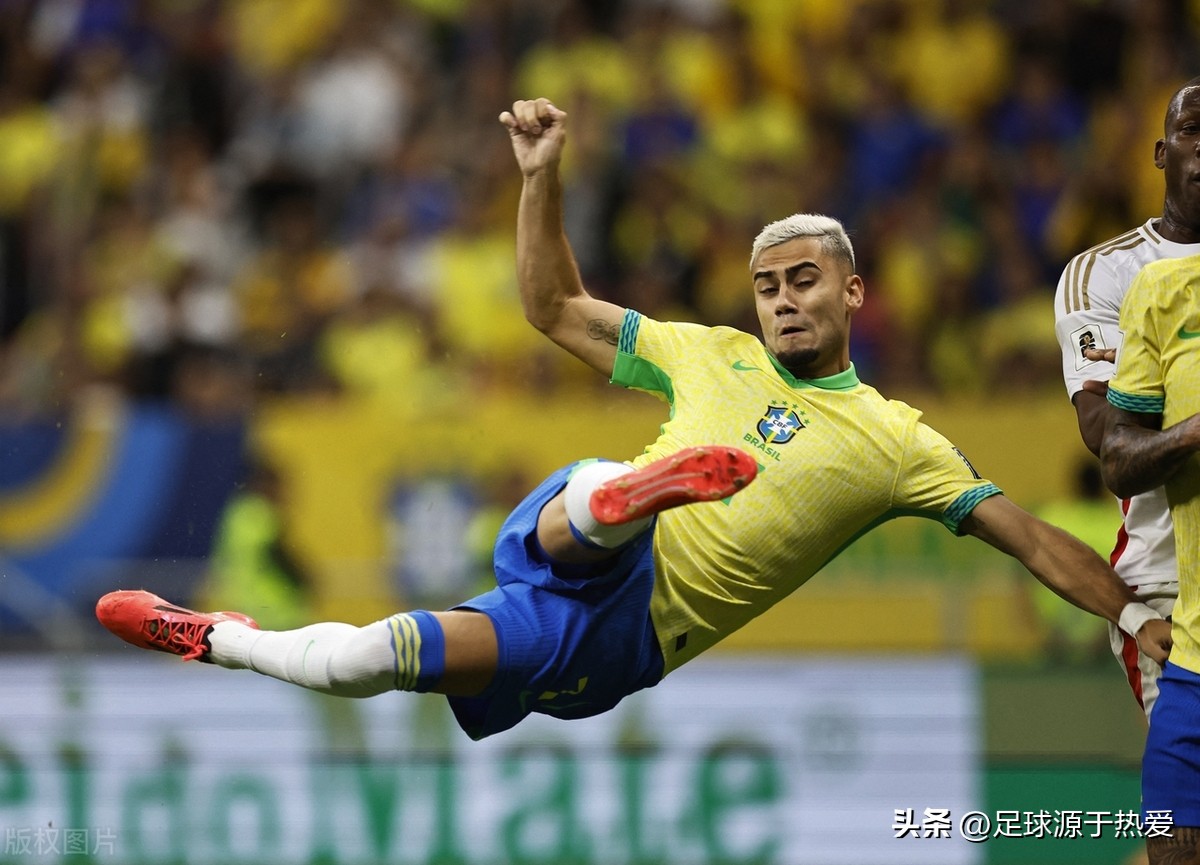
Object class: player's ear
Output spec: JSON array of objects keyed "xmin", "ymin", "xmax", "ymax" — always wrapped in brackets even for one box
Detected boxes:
[
  {"xmin": 1155, "ymin": 138, "xmax": 1166, "ymax": 170},
  {"xmin": 845, "ymin": 273, "xmax": 865, "ymax": 311}
]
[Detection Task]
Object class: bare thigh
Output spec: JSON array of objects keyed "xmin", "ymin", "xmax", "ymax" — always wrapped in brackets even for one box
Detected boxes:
[{"xmin": 429, "ymin": 610, "xmax": 498, "ymax": 697}]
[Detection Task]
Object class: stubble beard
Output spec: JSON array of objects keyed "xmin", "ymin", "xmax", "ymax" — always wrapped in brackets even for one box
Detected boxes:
[{"xmin": 773, "ymin": 347, "xmax": 821, "ymax": 379}]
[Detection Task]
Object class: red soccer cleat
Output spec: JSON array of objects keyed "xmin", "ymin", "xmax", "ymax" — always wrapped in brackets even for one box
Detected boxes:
[
  {"xmin": 589, "ymin": 445, "xmax": 758, "ymax": 526},
  {"xmin": 95, "ymin": 590, "xmax": 258, "ymax": 662}
]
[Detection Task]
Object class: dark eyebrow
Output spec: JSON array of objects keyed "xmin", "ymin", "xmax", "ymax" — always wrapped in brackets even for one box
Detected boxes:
[
  {"xmin": 753, "ymin": 261, "xmax": 821, "ymax": 282},
  {"xmin": 787, "ymin": 262, "xmax": 821, "ymax": 280}
]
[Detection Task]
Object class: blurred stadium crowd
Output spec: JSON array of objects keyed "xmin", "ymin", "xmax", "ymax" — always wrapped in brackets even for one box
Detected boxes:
[{"xmin": 0, "ymin": 0, "xmax": 1196, "ymax": 420}]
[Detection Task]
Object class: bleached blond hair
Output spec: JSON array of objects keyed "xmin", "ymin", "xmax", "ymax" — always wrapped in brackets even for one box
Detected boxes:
[{"xmin": 750, "ymin": 213, "xmax": 855, "ymax": 273}]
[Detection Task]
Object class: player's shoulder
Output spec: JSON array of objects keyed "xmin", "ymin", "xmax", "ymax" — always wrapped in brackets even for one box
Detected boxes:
[
  {"xmin": 1063, "ymin": 223, "xmax": 1152, "ymax": 266},
  {"xmin": 636, "ymin": 316, "xmax": 763, "ymax": 364},
  {"xmin": 862, "ymin": 391, "xmax": 968, "ymax": 467},
  {"xmin": 639, "ymin": 314, "xmax": 726, "ymax": 337},
  {"xmin": 663, "ymin": 320, "xmax": 760, "ymax": 350},
  {"xmin": 1056, "ymin": 221, "xmax": 1162, "ymax": 313},
  {"xmin": 1121, "ymin": 254, "xmax": 1200, "ymax": 324},
  {"xmin": 1133, "ymin": 250, "xmax": 1200, "ymax": 285},
  {"xmin": 849, "ymin": 383, "xmax": 924, "ymax": 429},
  {"xmin": 708, "ymin": 323, "xmax": 759, "ymax": 345},
  {"xmin": 878, "ymin": 392, "xmax": 924, "ymax": 424}
]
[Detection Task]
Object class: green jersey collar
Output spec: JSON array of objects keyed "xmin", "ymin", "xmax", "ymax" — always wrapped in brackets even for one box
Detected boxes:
[{"xmin": 767, "ymin": 355, "xmax": 861, "ymax": 390}]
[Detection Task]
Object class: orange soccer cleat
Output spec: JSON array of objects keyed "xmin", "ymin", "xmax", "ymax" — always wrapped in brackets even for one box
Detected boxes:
[
  {"xmin": 589, "ymin": 445, "xmax": 758, "ymax": 526},
  {"xmin": 95, "ymin": 590, "xmax": 258, "ymax": 662}
]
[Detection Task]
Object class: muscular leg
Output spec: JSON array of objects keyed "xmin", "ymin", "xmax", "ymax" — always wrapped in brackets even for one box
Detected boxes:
[
  {"xmin": 99, "ymin": 460, "xmax": 645, "ymax": 700},
  {"xmin": 1148, "ymin": 828, "xmax": 1200, "ymax": 864},
  {"xmin": 98, "ymin": 449, "xmax": 751, "ymax": 703}
]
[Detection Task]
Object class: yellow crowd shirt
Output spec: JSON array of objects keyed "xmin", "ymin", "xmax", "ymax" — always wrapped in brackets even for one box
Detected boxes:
[
  {"xmin": 612, "ymin": 311, "xmax": 1002, "ymax": 674},
  {"xmin": 1108, "ymin": 256, "xmax": 1200, "ymax": 675}
]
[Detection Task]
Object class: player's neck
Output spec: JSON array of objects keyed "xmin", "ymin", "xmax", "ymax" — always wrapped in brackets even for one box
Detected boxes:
[
  {"xmin": 778, "ymin": 355, "xmax": 851, "ymax": 381},
  {"xmin": 1155, "ymin": 213, "xmax": 1200, "ymax": 245}
]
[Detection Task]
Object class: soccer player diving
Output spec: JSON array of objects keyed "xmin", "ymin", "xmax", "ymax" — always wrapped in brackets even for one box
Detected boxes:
[{"xmin": 97, "ymin": 98, "xmax": 1172, "ymax": 741}]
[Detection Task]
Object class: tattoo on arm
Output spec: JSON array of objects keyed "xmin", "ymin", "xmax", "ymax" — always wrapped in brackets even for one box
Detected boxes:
[
  {"xmin": 1147, "ymin": 827, "xmax": 1200, "ymax": 864},
  {"xmin": 586, "ymin": 319, "xmax": 620, "ymax": 346},
  {"xmin": 1101, "ymin": 416, "xmax": 1198, "ymax": 497}
]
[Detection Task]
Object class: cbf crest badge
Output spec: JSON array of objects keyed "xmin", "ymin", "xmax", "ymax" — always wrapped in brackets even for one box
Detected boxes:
[{"xmin": 757, "ymin": 405, "xmax": 804, "ymax": 444}]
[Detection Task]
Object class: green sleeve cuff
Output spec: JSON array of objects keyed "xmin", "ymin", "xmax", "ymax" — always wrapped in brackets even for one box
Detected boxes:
[
  {"xmin": 943, "ymin": 483, "xmax": 1003, "ymax": 534},
  {"xmin": 1107, "ymin": 388, "xmax": 1165, "ymax": 415}
]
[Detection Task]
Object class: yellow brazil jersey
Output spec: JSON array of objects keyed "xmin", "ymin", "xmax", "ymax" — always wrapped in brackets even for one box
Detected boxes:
[
  {"xmin": 612, "ymin": 311, "xmax": 1002, "ymax": 674},
  {"xmin": 1108, "ymin": 255, "xmax": 1200, "ymax": 674}
]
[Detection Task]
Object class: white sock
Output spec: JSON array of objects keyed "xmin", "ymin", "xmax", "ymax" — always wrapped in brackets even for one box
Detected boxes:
[
  {"xmin": 208, "ymin": 620, "xmax": 398, "ymax": 698},
  {"xmin": 563, "ymin": 460, "xmax": 652, "ymax": 549}
]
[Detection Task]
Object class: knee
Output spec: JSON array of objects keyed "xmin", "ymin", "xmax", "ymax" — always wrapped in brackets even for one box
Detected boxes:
[{"xmin": 536, "ymin": 492, "xmax": 620, "ymax": 564}]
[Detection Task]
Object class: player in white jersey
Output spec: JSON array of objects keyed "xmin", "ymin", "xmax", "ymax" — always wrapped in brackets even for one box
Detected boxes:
[{"xmin": 1053, "ymin": 76, "xmax": 1200, "ymax": 719}]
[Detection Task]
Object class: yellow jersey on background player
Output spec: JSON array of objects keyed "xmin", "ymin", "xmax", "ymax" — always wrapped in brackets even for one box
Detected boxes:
[{"xmin": 1108, "ymin": 254, "xmax": 1200, "ymax": 674}]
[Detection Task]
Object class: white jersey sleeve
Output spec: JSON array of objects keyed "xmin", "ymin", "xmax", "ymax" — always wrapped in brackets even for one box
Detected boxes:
[
  {"xmin": 1055, "ymin": 220, "xmax": 1200, "ymax": 401},
  {"xmin": 1053, "ymin": 234, "xmax": 1131, "ymax": 400}
]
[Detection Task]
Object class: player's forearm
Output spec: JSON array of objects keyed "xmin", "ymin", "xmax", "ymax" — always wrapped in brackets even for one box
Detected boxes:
[
  {"xmin": 1026, "ymin": 527, "xmax": 1169, "ymax": 662},
  {"xmin": 1099, "ymin": 416, "xmax": 1200, "ymax": 498},
  {"xmin": 516, "ymin": 167, "xmax": 586, "ymax": 334},
  {"xmin": 1025, "ymin": 526, "xmax": 1138, "ymax": 624},
  {"xmin": 970, "ymin": 501, "xmax": 1133, "ymax": 623},
  {"xmin": 966, "ymin": 500, "xmax": 1168, "ymax": 659},
  {"xmin": 1071, "ymin": 391, "xmax": 1110, "ymax": 457}
]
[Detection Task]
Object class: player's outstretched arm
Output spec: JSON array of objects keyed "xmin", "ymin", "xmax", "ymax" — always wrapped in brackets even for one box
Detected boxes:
[
  {"xmin": 958, "ymin": 495, "xmax": 1171, "ymax": 664},
  {"xmin": 500, "ymin": 98, "xmax": 627, "ymax": 378},
  {"xmin": 1099, "ymin": 407, "xmax": 1200, "ymax": 499}
]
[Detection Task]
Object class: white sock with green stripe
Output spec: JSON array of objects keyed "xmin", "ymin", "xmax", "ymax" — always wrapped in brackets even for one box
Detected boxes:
[{"xmin": 208, "ymin": 612, "xmax": 445, "ymax": 696}]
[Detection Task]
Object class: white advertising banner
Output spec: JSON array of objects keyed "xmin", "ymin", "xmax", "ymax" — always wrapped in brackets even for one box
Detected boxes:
[{"xmin": 0, "ymin": 654, "xmax": 980, "ymax": 865}]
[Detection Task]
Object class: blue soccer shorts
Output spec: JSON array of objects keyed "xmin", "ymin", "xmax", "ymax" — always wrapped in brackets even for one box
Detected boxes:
[
  {"xmin": 447, "ymin": 462, "xmax": 666, "ymax": 740},
  {"xmin": 1143, "ymin": 661, "xmax": 1200, "ymax": 826}
]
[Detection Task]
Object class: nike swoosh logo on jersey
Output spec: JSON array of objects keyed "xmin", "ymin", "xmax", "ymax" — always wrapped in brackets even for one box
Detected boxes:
[
  {"xmin": 1178, "ymin": 325, "xmax": 1200, "ymax": 340},
  {"xmin": 732, "ymin": 360, "xmax": 761, "ymax": 371}
]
